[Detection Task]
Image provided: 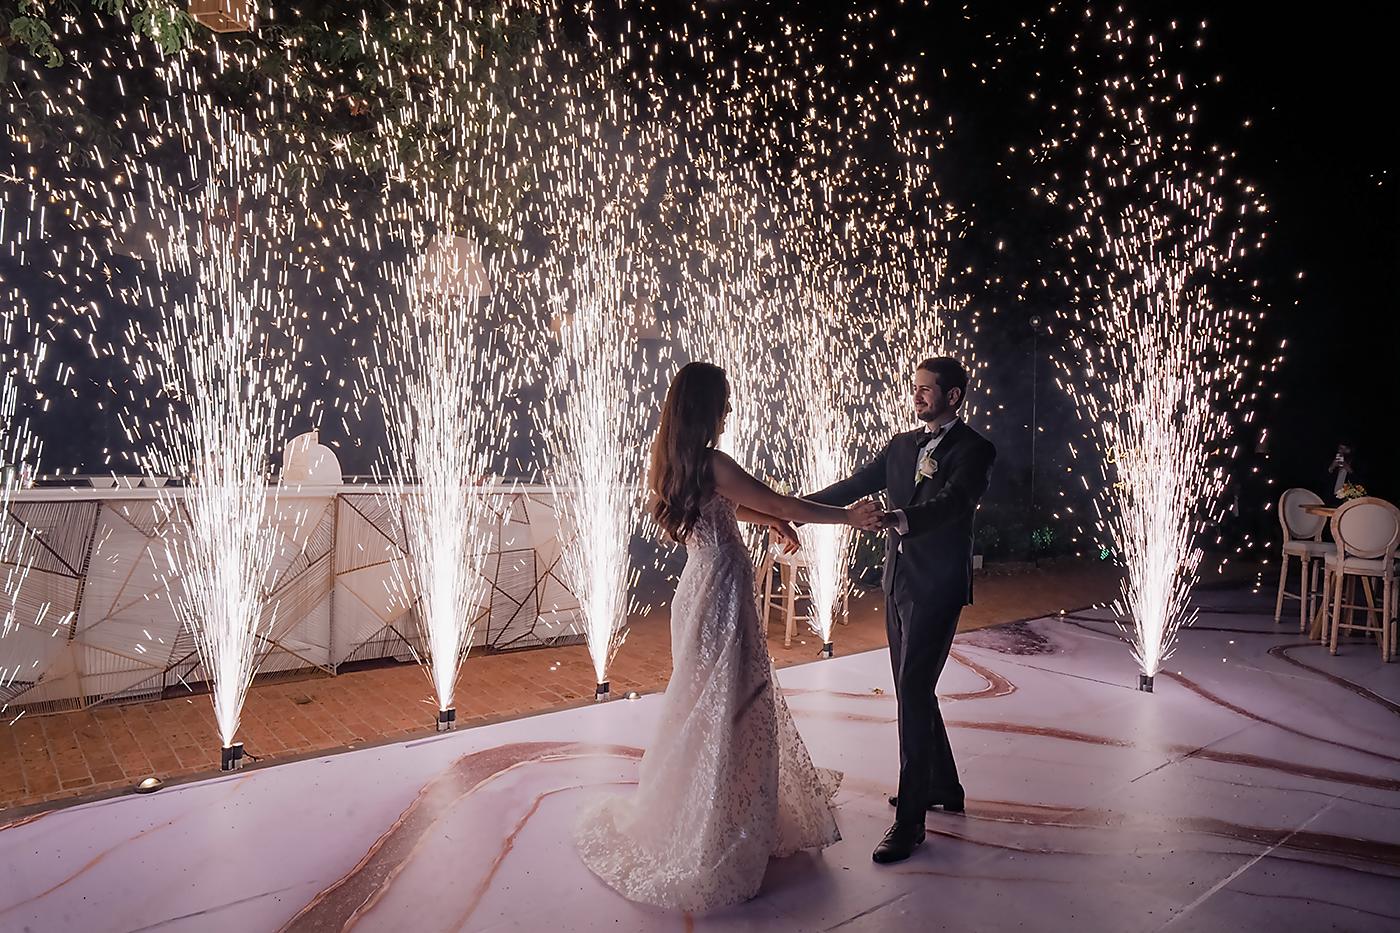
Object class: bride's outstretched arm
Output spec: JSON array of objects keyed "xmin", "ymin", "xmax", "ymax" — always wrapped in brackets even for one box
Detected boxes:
[
  {"xmin": 735, "ymin": 505, "xmax": 781, "ymax": 525},
  {"xmin": 647, "ymin": 490, "xmax": 792, "ymax": 531},
  {"xmin": 711, "ymin": 451, "xmax": 883, "ymax": 531}
]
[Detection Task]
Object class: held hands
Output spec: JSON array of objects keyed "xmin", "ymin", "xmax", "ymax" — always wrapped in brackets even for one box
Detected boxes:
[
  {"xmin": 768, "ymin": 519, "xmax": 801, "ymax": 554},
  {"xmin": 845, "ymin": 499, "xmax": 887, "ymax": 532}
]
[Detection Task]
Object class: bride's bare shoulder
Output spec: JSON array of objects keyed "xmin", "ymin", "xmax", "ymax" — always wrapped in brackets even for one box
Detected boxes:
[
  {"xmin": 707, "ymin": 448, "xmax": 736, "ymax": 469},
  {"xmin": 707, "ymin": 449, "xmax": 745, "ymax": 482},
  {"xmin": 709, "ymin": 450, "xmax": 765, "ymax": 502}
]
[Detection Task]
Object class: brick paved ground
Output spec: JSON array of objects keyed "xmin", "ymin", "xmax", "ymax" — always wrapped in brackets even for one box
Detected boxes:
[{"xmin": 0, "ymin": 559, "xmax": 1162, "ymax": 816}]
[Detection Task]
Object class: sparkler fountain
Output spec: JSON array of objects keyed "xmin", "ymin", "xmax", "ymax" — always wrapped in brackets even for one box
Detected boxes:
[
  {"xmin": 132, "ymin": 98, "xmax": 297, "ymax": 768},
  {"xmin": 1045, "ymin": 20, "xmax": 1267, "ymax": 690},
  {"xmin": 777, "ymin": 206, "xmax": 862, "ymax": 659},
  {"xmin": 531, "ymin": 78, "xmax": 658, "ymax": 702},
  {"xmin": 369, "ymin": 225, "xmax": 511, "ymax": 731},
  {"xmin": 1065, "ymin": 169, "xmax": 1240, "ymax": 691},
  {"xmin": 356, "ymin": 0, "xmax": 535, "ymax": 731},
  {"xmin": 543, "ymin": 247, "xmax": 648, "ymax": 701},
  {"xmin": 541, "ymin": 232, "xmax": 650, "ymax": 701}
]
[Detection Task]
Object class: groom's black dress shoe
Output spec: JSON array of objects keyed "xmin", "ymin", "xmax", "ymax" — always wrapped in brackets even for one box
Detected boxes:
[
  {"xmin": 871, "ymin": 822, "xmax": 926, "ymax": 864},
  {"xmin": 887, "ymin": 793, "xmax": 965, "ymax": 813}
]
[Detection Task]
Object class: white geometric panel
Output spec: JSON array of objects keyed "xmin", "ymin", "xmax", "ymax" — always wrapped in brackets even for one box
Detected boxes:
[
  {"xmin": 5, "ymin": 500, "xmax": 99, "ymax": 576},
  {"xmin": 104, "ymin": 498, "xmax": 178, "ymax": 539},
  {"xmin": 2, "ymin": 484, "xmax": 582, "ymax": 712},
  {"xmin": 75, "ymin": 645, "xmax": 169, "ymax": 704},
  {"xmin": 78, "ymin": 612, "xmax": 174, "ymax": 665},
  {"xmin": 335, "ymin": 496, "xmax": 405, "ymax": 573},
  {"xmin": 520, "ymin": 494, "xmax": 565, "ymax": 569},
  {"xmin": 260, "ymin": 599, "xmax": 331, "ymax": 673},
  {"xmin": 83, "ymin": 526, "xmax": 180, "ymax": 624},
  {"xmin": 267, "ymin": 497, "xmax": 332, "ymax": 557},
  {"xmin": 0, "ymin": 620, "xmax": 72, "ymax": 705},
  {"xmin": 338, "ymin": 560, "xmax": 411, "ymax": 626},
  {"xmin": 3, "ymin": 564, "xmax": 81, "ymax": 634},
  {"xmin": 497, "ymin": 496, "xmax": 535, "ymax": 550},
  {"xmin": 538, "ymin": 569, "xmax": 579, "ymax": 618},
  {"xmin": 0, "ymin": 647, "xmax": 81, "ymax": 707},
  {"xmin": 475, "ymin": 489, "xmax": 581, "ymax": 650},
  {"xmin": 262, "ymin": 550, "xmax": 334, "ymax": 673},
  {"xmin": 331, "ymin": 597, "xmax": 404, "ymax": 665}
]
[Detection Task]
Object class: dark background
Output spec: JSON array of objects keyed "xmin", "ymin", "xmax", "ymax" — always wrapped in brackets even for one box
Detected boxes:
[
  {"xmin": 845, "ymin": 1, "xmax": 1398, "ymax": 559},
  {"xmin": 3, "ymin": 2, "xmax": 1394, "ymax": 564}
]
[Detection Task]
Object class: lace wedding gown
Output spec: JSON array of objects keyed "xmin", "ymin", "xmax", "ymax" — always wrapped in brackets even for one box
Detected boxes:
[{"xmin": 575, "ymin": 494, "xmax": 842, "ymax": 912}]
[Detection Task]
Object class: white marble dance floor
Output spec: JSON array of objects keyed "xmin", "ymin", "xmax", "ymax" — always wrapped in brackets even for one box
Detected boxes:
[{"xmin": 2, "ymin": 588, "xmax": 1398, "ymax": 932}]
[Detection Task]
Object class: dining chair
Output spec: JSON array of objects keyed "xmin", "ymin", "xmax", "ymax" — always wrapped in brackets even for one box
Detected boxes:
[
  {"xmin": 1324, "ymin": 497, "xmax": 1399, "ymax": 660},
  {"xmin": 1274, "ymin": 488, "xmax": 1332, "ymax": 633}
]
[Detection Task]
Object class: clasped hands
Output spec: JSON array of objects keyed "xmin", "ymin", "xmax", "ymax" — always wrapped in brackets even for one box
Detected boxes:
[
  {"xmin": 846, "ymin": 499, "xmax": 893, "ymax": 533},
  {"xmin": 768, "ymin": 499, "xmax": 893, "ymax": 555}
]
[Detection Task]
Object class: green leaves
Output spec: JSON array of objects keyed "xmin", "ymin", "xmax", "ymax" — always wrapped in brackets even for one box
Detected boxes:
[
  {"xmin": 129, "ymin": 2, "xmax": 193, "ymax": 56},
  {"xmin": 7, "ymin": 14, "xmax": 63, "ymax": 68},
  {"xmin": 4, "ymin": 1, "xmax": 543, "ymax": 247},
  {"xmin": 3, "ymin": 1, "xmax": 194, "ymax": 68}
]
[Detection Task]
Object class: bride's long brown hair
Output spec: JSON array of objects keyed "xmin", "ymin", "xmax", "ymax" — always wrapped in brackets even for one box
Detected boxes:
[{"xmin": 648, "ymin": 362, "xmax": 730, "ymax": 544}]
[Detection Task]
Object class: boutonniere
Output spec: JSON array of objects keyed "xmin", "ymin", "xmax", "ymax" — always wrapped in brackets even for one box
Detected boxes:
[{"xmin": 915, "ymin": 448, "xmax": 939, "ymax": 484}]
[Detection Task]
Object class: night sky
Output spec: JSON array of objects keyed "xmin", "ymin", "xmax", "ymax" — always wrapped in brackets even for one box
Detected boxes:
[{"xmin": 905, "ymin": 1, "xmax": 1397, "ymax": 547}]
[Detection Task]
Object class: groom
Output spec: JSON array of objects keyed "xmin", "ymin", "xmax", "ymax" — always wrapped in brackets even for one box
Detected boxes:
[{"xmin": 807, "ymin": 357, "xmax": 996, "ymax": 863}]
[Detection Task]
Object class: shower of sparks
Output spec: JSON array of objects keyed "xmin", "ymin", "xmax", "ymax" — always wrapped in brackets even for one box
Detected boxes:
[
  {"xmin": 790, "ymin": 81, "xmax": 970, "ymax": 644},
  {"xmin": 1037, "ymin": 13, "xmax": 1270, "ymax": 678},
  {"xmin": 666, "ymin": 152, "xmax": 796, "ymax": 568},
  {"xmin": 671, "ymin": 157, "xmax": 784, "ymax": 482},
  {"xmin": 858, "ymin": 108, "xmax": 978, "ymax": 439},
  {"xmin": 125, "ymin": 82, "xmax": 298, "ymax": 749},
  {"xmin": 356, "ymin": 1, "xmax": 533, "ymax": 717},
  {"xmin": 544, "ymin": 256, "xmax": 648, "ymax": 687},
  {"xmin": 0, "ymin": 200, "xmax": 45, "ymax": 669},
  {"xmin": 370, "ymin": 236, "xmax": 509, "ymax": 715},
  {"xmin": 637, "ymin": 6, "xmax": 980, "ymax": 647},
  {"xmin": 0, "ymin": 0, "xmax": 1002, "ymax": 716},
  {"xmin": 529, "ymin": 62, "xmax": 659, "ymax": 687}
]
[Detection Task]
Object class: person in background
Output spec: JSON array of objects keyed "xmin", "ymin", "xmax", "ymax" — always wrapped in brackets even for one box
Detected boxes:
[{"xmin": 1325, "ymin": 440, "xmax": 1359, "ymax": 500}]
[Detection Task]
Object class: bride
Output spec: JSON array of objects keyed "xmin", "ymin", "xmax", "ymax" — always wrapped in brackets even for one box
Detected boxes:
[{"xmin": 575, "ymin": 361, "xmax": 884, "ymax": 912}]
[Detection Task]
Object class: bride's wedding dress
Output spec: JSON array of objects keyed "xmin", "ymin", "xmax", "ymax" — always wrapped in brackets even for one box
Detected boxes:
[{"xmin": 575, "ymin": 493, "xmax": 842, "ymax": 912}]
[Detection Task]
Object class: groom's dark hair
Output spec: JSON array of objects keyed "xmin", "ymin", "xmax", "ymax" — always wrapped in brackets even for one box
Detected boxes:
[{"xmin": 918, "ymin": 357, "xmax": 969, "ymax": 408}]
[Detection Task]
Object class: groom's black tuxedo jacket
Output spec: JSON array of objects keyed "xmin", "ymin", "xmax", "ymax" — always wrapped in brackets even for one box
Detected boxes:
[{"xmin": 807, "ymin": 421, "xmax": 996, "ymax": 606}]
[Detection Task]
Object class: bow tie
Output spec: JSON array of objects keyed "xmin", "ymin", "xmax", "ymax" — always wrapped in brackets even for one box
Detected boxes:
[{"xmin": 920, "ymin": 425, "xmax": 950, "ymax": 447}]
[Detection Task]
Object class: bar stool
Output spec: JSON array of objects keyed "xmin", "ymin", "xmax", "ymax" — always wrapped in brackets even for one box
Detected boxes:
[
  {"xmin": 1324, "ymin": 497, "xmax": 1399, "ymax": 661},
  {"xmin": 1274, "ymin": 488, "xmax": 1333, "ymax": 633},
  {"xmin": 755, "ymin": 540, "xmax": 815, "ymax": 648}
]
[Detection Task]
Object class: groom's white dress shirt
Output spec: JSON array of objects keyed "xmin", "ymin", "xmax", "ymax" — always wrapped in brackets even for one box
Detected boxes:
[{"xmin": 892, "ymin": 417, "xmax": 960, "ymax": 541}]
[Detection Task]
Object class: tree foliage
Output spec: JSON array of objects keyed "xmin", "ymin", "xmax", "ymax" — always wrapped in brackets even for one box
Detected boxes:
[
  {"xmin": 2, "ymin": 1, "xmax": 191, "ymax": 74},
  {"xmin": 3, "ymin": 2, "xmax": 539, "ymax": 236}
]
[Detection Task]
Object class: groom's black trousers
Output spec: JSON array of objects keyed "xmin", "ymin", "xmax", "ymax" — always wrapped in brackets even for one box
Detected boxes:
[{"xmin": 887, "ymin": 565, "xmax": 964, "ymax": 827}]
